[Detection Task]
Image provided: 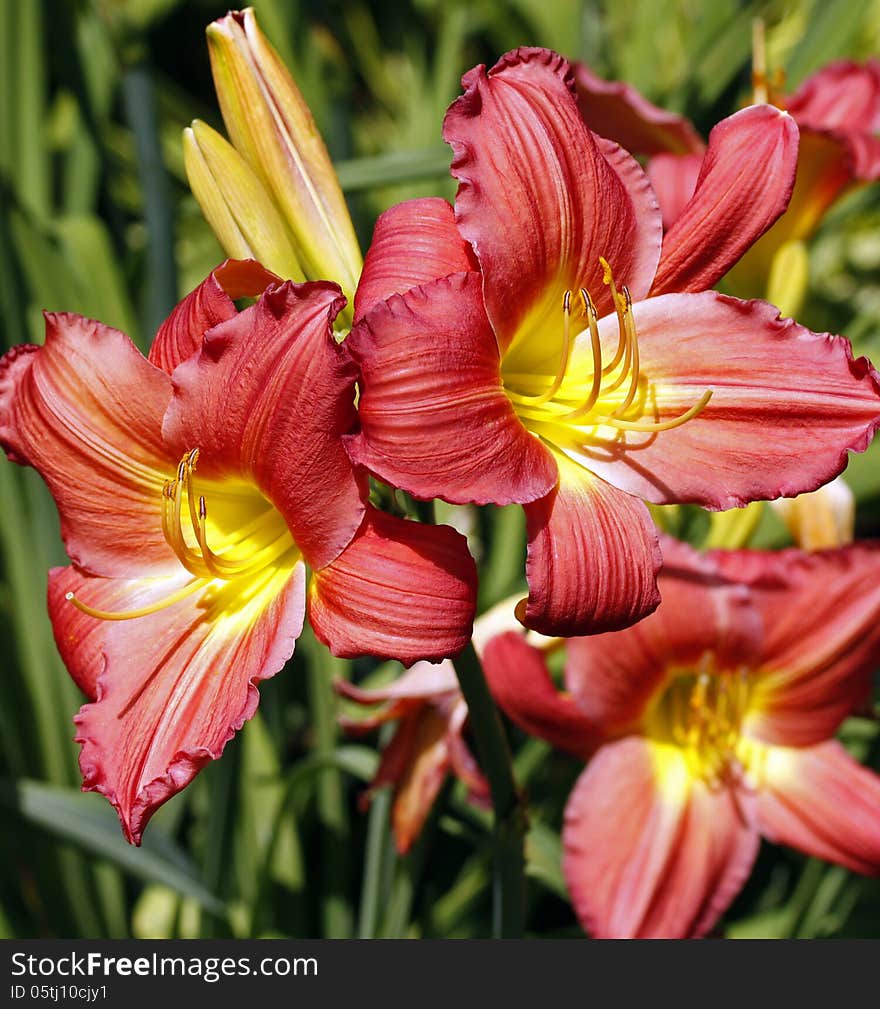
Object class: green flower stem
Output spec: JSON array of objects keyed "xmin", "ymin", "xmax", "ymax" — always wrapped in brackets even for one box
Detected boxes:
[
  {"xmin": 357, "ymin": 783, "xmax": 393, "ymax": 938},
  {"xmin": 452, "ymin": 640, "xmax": 526, "ymax": 937},
  {"xmin": 303, "ymin": 628, "xmax": 353, "ymax": 938}
]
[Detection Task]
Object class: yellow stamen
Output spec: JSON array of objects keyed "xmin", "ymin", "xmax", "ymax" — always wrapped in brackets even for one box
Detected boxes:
[
  {"xmin": 560, "ymin": 289, "xmax": 602, "ymax": 419},
  {"xmin": 648, "ymin": 655, "xmax": 752, "ymax": 788},
  {"xmin": 68, "ymin": 446, "xmax": 296, "ymax": 624},
  {"xmin": 512, "ymin": 290, "xmax": 573, "ymax": 406},
  {"xmin": 596, "ymin": 388, "xmax": 713, "ymax": 432},
  {"xmin": 65, "ymin": 578, "xmax": 208, "ymax": 621},
  {"xmin": 501, "ymin": 257, "xmax": 714, "ymax": 455},
  {"xmin": 752, "ymin": 18, "xmax": 768, "ymax": 105},
  {"xmin": 609, "ymin": 288, "xmax": 640, "ymax": 416}
]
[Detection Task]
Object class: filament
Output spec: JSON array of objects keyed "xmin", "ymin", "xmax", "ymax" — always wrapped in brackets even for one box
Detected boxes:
[
  {"xmin": 68, "ymin": 447, "xmax": 295, "ymax": 623},
  {"xmin": 512, "ymin": 290, "xmax": 573, "ymax": 406},
  {"xmin": 595, "ymin": 389, "xmax": 713, "ymax": 432},
  {"xmin": 65, "ymin": 578, "xmax": 207, "ymax": 621},
  {"xmin": 503, "ymin": 257, "xmax": 713, "ymax": 445}
]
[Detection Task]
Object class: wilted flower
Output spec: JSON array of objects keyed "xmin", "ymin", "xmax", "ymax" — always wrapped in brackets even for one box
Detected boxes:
[{"xmin": 337, "ymin": 662, "xmax": 488, "ymax": 853}]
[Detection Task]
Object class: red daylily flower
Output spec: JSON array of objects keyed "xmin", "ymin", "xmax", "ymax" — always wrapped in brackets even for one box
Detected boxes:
[
  {"xmin": 575, "ymin": 58, "xmax": 880, "ymax": 273},
  {"xmin": 345, "ymin": 47, "xmax": 880, "ymax": 637},
  {"xmin": 0, "ymin": 260, "xmax": 477, "ymax": 844},
  {"xmin": 336, "ymin": 661, "xmax": 488, "ymax": 853},
  {"xmin": 483, "ymin": 538, "xmax": 880, "ymax": 938}
]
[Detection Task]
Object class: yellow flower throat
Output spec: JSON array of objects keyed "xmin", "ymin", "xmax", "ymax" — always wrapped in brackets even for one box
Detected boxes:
[
  {"xmin": 66, "ymin": 449, "xmax": 294, "ymax": 621},
  {"xmin": 502, "ymin": 258, "xmax": 712, "ymax": 443},
  {"xmin": 648, "ymin": 655, "xmax": 752, "ymax": 788}
]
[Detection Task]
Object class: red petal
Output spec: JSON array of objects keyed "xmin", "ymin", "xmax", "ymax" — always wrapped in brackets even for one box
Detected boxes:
[
  {"xmin": 787, "ymin": 59, "xmax": 880, "ymax": 136},
  {"xmin": 724, "ymin": 129, "xmax": 857, "ymax": 294},
  {"xmin": 563, "ymin": 736, "xmax": 759, "ymax": 938},
  {"xmin": 353, "ymin": 198, "xmax": 477, "ymax": 322},
  {"xmin": 337, "ymin": 660, "xmax": 460, "ymax": 706},
  {"xmin": 445, "ymin": 698, "xmax": 489, "ymax": 800},
  {"xmin": 651, "ymin": 105, "xmax": 799, "ymax": 295},
  {"xmin": 444, "ymin": 47, "xmax": 661, "ymax": 349},
  {"xmin": 48, "ymin": 566, "xmax": 105, "ymax": 700},
  {"xmin": 712, "ymin": 545, "xmax": 880, "ymax": 746},
  {"xmin": 521, "ymin": 454, "xmax": 661, "ymax": 636},
  {"xmin": 149, "ymin": 259, "xmax": 280, "ymax": 373},
  {"xmin": 787, "ymin": 60, "xmax": 880, "ymax": 180},
  {"xmin": 163, "ymin": 280, "xmax": 365, "ymax": 570},
  {"xmin": 572, "ymin": 62, "xmax": 705, "ymax": 155},
  {"xmin": 575, "ymin": 292, "xmax": 880, "ymax": 509},
  {"xmin": 0, "ymin": 316, "xmax": 176, "ymax": 577},
  {"xmin": 73, "ymin": 563, "xmax": 306, "ymax": 844},
  {"xmin": 346, "ymin": 271, "xmax": 557, "ymax": 505},
  {"xmin": 753, "ymin": 740, "xmax": 880, "ymax": 875},
  {"xmin": 564, "ymin": 537, "xmax": 761, "ymax": 731},
  {"xmin": 481, "ymin": 631, "xmax": 599, "ymax": 759},
  {"xmin": 309, "ymin": 508, "xmax": 477, "ymax": 665},
  {"xmin": 647, "ymin": 152, "xmax": 704, "ymax": 230}
]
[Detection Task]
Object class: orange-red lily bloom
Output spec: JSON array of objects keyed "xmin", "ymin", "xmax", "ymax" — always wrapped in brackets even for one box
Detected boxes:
[
  {"xmin": 483, "ymin": 539, "xmax": 880, "ymax": 938},
  {"xmin": 345, "ymin": 47, "xmax": 880, "ymax": 637},
  {"xmin": 336, "ymin": 662, "xmax": 488, "ymax": 853},
  {"xmin": 0, "ymin": 261, "xmax": 476, "ymax": 844},
  {"xmin": 575, "ymin": 58, "xmax": 880, "ymax": 270}
]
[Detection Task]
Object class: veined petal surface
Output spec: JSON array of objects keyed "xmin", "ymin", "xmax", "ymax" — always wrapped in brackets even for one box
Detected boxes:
[
  {"xmin": 164, "ymin": 280, "xmax": 364, "ymax": 570},
  {"xmin": 563, "ymin": 736, "xmax": 758, "ymax": 938},
  {"xmin": 346, "ymin": 271, "xmax": 557, "ymax": 506},
  {"xmin": 444, "ymin": 47, "xmax": 661, "ymax": 351},
  {"xmin": 752, "ymin": 740, "xmax": 880, "ymax": 875},
  {"xmin": 354, "ymin": 198, "xmax": 477, "ymax": 322},
  {"xmin": 73, "ymin": 561, "xmax": 306, "ymax": 845},
  {"xmin": 150, "ymin": 259, "xmax": 280, "ymax": 373},
  {"xmin": 560, "ymin": 293, "xmax": 880, "ymax": 510},
  {"xmin": 309, "ymin": 508, "xmax": 477, "ymax": 664},
  {"xmin": 651, "ymin": 106, "xmax": 799, "ymax": 295},
  {"xmin": 521, "ymin": 454, "xmax": 661, "ymax": 637},
  {"xmin": 0, "ymin": 315, "xmax": 175, "ymax": 577}
]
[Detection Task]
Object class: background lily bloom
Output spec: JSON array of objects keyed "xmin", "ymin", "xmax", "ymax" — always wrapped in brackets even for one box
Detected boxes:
[
  {"xmin": 575, "ymin": 57, "xmax": 880, "ymax": 310},
  {"xmin": 482, "ymin": 539, "xmax": 880, "ymax": 938},
  {"xmin": 0, "ymin": 260, "xmax": 476, "ymax": 845},
  {"xmin": 345, "ymin": 46, "xmax": 880, "ymax": 637},
  {"xmin": 336, "ymin": 662, "xmax": 488, "ymax": 854},
  {"xmin": 336, "ymin": 593, "xmax": 556, "ymax": 854}
]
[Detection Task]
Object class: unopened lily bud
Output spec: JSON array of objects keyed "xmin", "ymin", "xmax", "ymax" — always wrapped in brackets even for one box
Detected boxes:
[
  {"xmin": 772, "ymin": 476, "xmax": 855, "ymax": 549},
  {"xmin": 184, "ymin": 121, "xmax": 306, "ymax": 283},
  {"xmin": 704, "ymin": 501, "xmax": 765, "ymax": 549},
  {"xmin": 206, "ymin": 8, "xmax": 362, "ymax": 312},
  {"xmin": 766, "ymin": 239, "xmax": 809, "ymax": 319}
]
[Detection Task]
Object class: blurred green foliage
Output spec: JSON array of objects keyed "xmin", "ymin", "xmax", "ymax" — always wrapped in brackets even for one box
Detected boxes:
[{"xmin": 0, "ymin": 0, "xmax": 878, "ymax": 939}]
